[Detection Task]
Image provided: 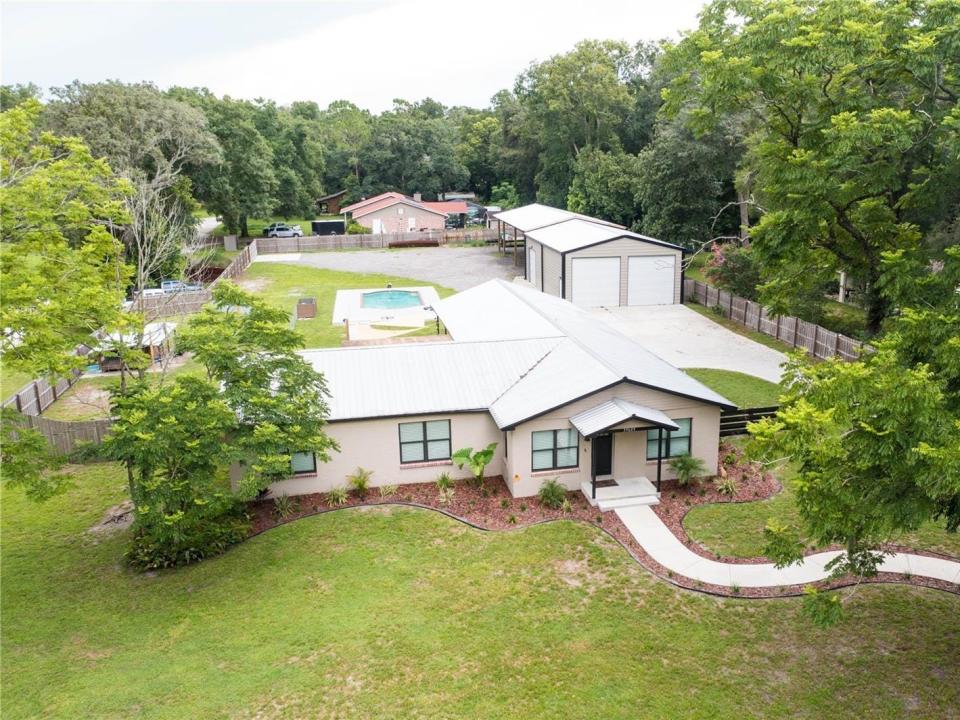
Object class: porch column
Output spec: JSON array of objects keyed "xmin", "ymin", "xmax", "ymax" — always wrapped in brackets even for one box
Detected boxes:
[
  {"xmin": 656, "ymin": 427, "xmax": 663, "ymax": 492},
  {"xmin": 590, "ymin": 436, "xmax": 597, "ymax": 499}
]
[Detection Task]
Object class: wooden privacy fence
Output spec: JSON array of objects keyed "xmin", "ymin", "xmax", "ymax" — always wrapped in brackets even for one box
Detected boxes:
[
  {"xmin": 255, "ymin": 227, "xmax": 498, "ymax": 254},
  {"xmin": 683, "ymin": 278, "xmax": 867, "ymax": 362},
  {"xmin": 2, "ymin": 369, "xmax": 85, "ymax": 417},
  {"xmin": 7, "ymin": 413, "xmax": 114, "ymax": 456},
  {"xmin": 720, "ymin": 406, "xmax": 779, "ymax": 437}
]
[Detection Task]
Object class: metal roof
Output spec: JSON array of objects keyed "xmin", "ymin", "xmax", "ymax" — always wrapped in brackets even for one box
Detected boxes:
[
  {"xmin": 438, "ymin": 281, "xmax": 736, "ymax": 427},
  {"xmin": 300, "ymin": 338, "xmax": 558, "ymax": 421},
  {"xmin": 492, "ymin": 203, "xmax": 623, "ymax": 233},
  {"xmin": 524, "ymin": 218, "xmax": 683, "ymax": 254},
  {"xmin": 570, "ymin": 398, "xmax": 680, "ymax": 438}
]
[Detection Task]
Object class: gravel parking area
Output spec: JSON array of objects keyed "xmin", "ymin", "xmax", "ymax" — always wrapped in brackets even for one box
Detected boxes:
[{"xmin": 253, "ymin": 246, "xmax": 519, "ymax": 291}]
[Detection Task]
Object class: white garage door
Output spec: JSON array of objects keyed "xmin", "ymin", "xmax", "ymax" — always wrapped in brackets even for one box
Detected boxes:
[
  {"xmin": 627, "ymin": 255, "xmax": 676, "ymax": 306},
  {"xmin": 571, "ymin": 257, "xmax": 621, "ymax": 307}
]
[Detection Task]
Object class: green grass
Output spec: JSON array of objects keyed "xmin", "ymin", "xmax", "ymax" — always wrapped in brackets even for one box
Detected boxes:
[
  {"xmin": 2, "ymin": 464, "xmax": 959, "ymax": 719},
  {"xmin": 238, "ymin": 263, "xmax": 455, "ymax": 348},
  {"xmin": 684, "ymin": 468, "xmax": 960, "ymax": 559},
  {"xmin": 685, "ymin": 302, "xmax": 795, "ymax": 354},
  {"xmin": 684, "ymin": 368, "xmax": 781, "ymax": 408},
  {"xmin": 213, "ymin": 216, "xmax": 341, "ymax": 238},
  {"xmin": 684, "ymin": 252, "xmax": 710, "ymax": 282}
]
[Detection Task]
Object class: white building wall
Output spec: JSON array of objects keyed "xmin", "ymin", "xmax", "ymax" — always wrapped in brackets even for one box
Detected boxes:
[{"xmin": 563, "ymin": 239, "xmax": 683, "ymax": 304}]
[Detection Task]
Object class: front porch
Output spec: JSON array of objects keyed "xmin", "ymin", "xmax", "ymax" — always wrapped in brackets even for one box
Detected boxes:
[
  {"xmin": 570, "ymin": 397, "xmax": 678, "ymax": 512},
  {"xmin": 580, "ymin": 476, "xmax": 659, "ymax": 511}
]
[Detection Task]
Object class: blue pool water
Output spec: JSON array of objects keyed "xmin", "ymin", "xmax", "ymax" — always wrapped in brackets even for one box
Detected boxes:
[{"xmin": 361, "ymin": 289, "xmax": 423, "ymax": 309}]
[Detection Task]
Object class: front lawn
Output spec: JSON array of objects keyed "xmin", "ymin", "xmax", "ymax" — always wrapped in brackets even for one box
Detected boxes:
[
  {"xmin": 684, "ymin": 467, "xmax": 960, "ymax": 559},
  {"xmin": 2, "ymin": 464, "xmax": 959, "ymax": 719},
  {"xmin": 236, "ymin": 262, "xmax": 455, "ymax": 348},
  {"xmin": 684, "ymin": 368, "xmax": 781, "ymax": 408}
]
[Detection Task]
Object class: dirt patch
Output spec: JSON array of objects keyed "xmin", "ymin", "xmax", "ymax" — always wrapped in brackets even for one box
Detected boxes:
[
  {"xmin": 89, "ymin": 500, "xmax": 134, "ymax": 534},
  {"xmin": 236, "ymin": 276, "xmax": 269, "ymax": 293},
  {"xmin": 554, "ymin": 557, "xmax": 609, "ymax": 593},
  {"xmin": 52, "ymin": 381, "xmax": 113, "ymax": 420}
]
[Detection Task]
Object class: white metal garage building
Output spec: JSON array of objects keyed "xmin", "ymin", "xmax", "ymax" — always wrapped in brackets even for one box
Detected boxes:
[{"xmin": 493, "ymin": 204, "xmax": 685, "ymax": 308}]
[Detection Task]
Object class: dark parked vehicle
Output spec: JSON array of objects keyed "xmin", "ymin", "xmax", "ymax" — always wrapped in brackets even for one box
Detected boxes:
[{"xmin": 311, "ymin": 219, "xmax": 346, "ymax": 235}]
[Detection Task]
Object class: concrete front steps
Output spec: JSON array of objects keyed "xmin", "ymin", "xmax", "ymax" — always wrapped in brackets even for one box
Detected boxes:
[{"xmin": 581, "ymin": 476, "xmax": 660, "ymax": 511}]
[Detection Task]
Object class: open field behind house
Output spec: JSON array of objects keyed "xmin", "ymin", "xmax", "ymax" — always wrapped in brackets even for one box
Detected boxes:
[
  {"xmin": 236, "ymin": 262, "xmax": 456, "ymax": 348},
  {"xmin": 1, "ymin": 464, "xmax": 958, "ymax": 720}
]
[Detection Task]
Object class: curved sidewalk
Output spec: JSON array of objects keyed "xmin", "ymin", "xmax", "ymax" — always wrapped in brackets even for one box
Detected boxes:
[{"xmin": 616, "ymin": 505, "xmax": 960, "ymax": 588}]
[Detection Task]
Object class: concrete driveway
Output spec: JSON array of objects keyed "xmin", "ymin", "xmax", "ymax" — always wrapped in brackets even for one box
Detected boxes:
[
  {"xmin": 591, "ymin": 304, "xmax": 787, "ymax": 382},
  {"xmin": 252, "ymin": 246, "xmax": 519, "ymax": 291}
]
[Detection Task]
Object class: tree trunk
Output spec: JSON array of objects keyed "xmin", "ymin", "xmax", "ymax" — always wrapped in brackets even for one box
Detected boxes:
[
  {"xmin": 864, "ymin": 270, "xmax": 888, "ymax": 337},
  {"xmin": 239, "ymin": 215, "xmax": 249, "ymax": 239},
  {"xmin": 738, "ymin": 189, "xmax": 751, "ymax": 246}
]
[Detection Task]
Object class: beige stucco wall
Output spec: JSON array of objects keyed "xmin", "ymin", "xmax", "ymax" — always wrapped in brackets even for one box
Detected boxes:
[
  {"xmin": 563, "ymin": 239, "xmax": 683, "ymax": 305},
  {"xmin": 503, "ymin": 381, "xmax": 720, "ymax": 497},
  {"xmin": 266, "ymin": 412, "xmax": 502, "ymax": 498},
  {"xmin": 355, "ymin": 203, "xmax": 445, "ymax": 234}
]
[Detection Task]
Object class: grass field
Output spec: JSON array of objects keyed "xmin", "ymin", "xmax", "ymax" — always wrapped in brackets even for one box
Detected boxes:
[
  {"xmin": 237, "ymin": 262, "xmax": 455, "ymax": 348},
  {"xmin": 2, "ymin": 464, "xmax": 958, "ymax": 719},
  {"xmin": 212, "ymin": 216, "xmax": 341, "ymax": 238},
  {"xmin": 684, "ymin": 368, "xmax": 781, "ymax": 408},
  {"xmin": 684, "ymin": 467, "xmax": 960, "ymax": 559}
]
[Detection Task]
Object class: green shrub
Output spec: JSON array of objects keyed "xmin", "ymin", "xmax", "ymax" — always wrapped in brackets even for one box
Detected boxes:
[
  {"xmin": 561, "ymin": 498, "xmax": 573, "ymax": 513},
  {"xmin": 436, "ymin": 472, "xmax": 454, "ymax": 491},
  {"xmin": 126, "ymin": 504, "xmax": 250, "ymax": 570},
  {"xmin": 327, "ymin": 486, "xmax": 348, "ymax": 507},
  {"xmin": 437, "ymin": 486, "xmax": 455, "ymax": 505},
  {"xmin": 507, "ymin": 514, "xmax": 517, "ymax": 524},
  {"xmin": 379, "ymin": 484, "xmax": 398, "ymax": 498},
  {"xmin": 346, "ymin": 220, "xmax": 370, "ymax": 234},
  {"xmin": 273, "ymin": 494, "xmax": 299, "ymax": 519},
  {"xmin": 669, "ymin": 454, "xmax": 707, "ymax": 487},
  {"xmin": 347, "ymin": 467, "xmax": 373, "ymax": 500},
  {"xmin": 715, "ymin": 476, "xmax": 738, "ymax": 496},
  {"xmin": 500, "ymin": 498, "xmax": 510, "ymax": 509},
  {"xmin": 451, "ymin": 443, "xmax": 498, "ymax": 487},
  {"xmin": 537, "ymin": 478, "xmax": 566, "ymax": 509}
]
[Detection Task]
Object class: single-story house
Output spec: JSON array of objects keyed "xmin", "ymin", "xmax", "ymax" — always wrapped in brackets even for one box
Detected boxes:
[
  {"xmin": 341, "ymin": 192, "xmax": 446, "ymax": 234},
  {"xmin": 494, "ymin": 203, "xmax": 685, "ymax": 308},
  {"xmin": 316, "ymin": 190, "xmax": 347, "ymax": 215},
  {"xmin": 265, "ymin": 281, "xmax": 733, "ymax": 505}
]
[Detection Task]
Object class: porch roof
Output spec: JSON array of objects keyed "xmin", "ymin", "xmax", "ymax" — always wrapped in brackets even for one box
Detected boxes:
[{"xmin": 570, "ymin": 398, "xmax": 679, "ymax": 438}]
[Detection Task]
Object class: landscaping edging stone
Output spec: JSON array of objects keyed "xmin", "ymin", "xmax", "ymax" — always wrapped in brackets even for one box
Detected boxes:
[{"xmin": 246, "ymin": 475, "xmax": 959, "ymax": 601}]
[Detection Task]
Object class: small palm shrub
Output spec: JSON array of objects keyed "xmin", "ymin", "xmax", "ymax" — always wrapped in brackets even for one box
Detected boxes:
[
  {"xmin": 500, "ymin": 498, "xmax": 510, "ymax": 509},
  {"xmin": 437, "ymin": 486, "xmax": 455, "ymax": 505},
  {"xmin": 537, "ymin": 478, "xmax": 566, "ymax": 509},
  {"xmin": 715, "ymin": 476, "xmax": 738, "ymax": 496},
  {"xmin": 326, "ymin": 486, "xmax": 348, "ymax": 507},
  {"xmin": 561, "ymin": 498, "xmax": 573, "ymax": 513},
  {"xmin": 347, "ymin": 467, "xmax": 373, "ymax": 500},
  {"xmin": 436, "ymin": 472, "xmax": 454, "ymax": 491},
  {"xmin": 669, "ymin": 453, "xmax": 707, "ymax": 488},
  {"xmin": 273, "ymin": 494, "xmax": 299, "ymax": 519},
  {"xmin": 379, "ymin": 484, "xmax": 398, "ymax": 498}
]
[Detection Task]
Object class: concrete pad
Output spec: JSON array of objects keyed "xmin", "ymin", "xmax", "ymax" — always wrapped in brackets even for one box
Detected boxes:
[{"xmin": 591, "ymin": 304, "xmax": 787, "ymax": 383}]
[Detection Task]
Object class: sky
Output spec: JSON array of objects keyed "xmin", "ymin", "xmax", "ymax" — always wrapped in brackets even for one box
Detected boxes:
[{"xmin": 1, "ymin": 0, "xmax": 708, "ymax": 112}]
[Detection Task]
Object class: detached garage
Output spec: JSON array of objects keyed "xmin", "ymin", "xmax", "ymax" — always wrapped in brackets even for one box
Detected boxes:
[{"xmin": 523, "ymin": 218, "xmax": 684, "ymax": 308}]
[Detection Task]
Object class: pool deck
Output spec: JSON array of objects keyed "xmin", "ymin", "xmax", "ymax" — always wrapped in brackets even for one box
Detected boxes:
[{"xmin": 331, "ymin": 286, "xmax": 441, "ymax": 327}]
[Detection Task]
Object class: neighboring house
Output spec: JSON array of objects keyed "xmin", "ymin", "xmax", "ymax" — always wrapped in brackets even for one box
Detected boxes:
[
  {"xmin": 94, "ymin": 322, "xmax": 176, "ymax": 372},
  {"xmin": 316, "ymin": 190, "xmax": 347, "ymax": 215},
  {"xmin": 494, "ymin": 203, "xmax": 684, "ymax": 308},
  {"xmin": 341, "ymin": 192, "xmax": 446, "ymax": 234},
  {"xmin": 264, "ymin": 280, "xmax": 733, "ymax": 504}
]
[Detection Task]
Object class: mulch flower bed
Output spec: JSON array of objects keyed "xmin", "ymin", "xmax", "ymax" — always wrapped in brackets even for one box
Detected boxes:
[{"xmin": 246, "ymin": 447, "xmax": 959, "ymax": 600}]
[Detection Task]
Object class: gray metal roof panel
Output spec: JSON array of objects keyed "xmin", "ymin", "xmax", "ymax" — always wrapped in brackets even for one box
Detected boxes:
[{"xmin": 570, "ymin": 398, "xmax": 680, "ymax": 437}]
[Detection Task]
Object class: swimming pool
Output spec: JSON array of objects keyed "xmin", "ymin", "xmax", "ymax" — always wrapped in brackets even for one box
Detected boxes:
[{"xmin": 361, "ymin": 289, "xmax": 423, "ymax": 309}]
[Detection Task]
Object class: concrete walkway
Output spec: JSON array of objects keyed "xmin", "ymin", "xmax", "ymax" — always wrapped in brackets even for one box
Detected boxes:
[{"xmin": 616, "ymin": 505, "xmax": 960, "ymax": 588}]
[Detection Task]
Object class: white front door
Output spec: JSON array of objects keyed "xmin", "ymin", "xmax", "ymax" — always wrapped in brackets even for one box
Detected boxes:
[
  {"xmin": 571, "ymin": 257, "xmax": 621, "ymax": 307},
  {"xmin": 528, "ymin": 247, "xmax": 537, "ymax": 285},
  {"xmin": 372, "ymin": 218, "xmax": 384, "ymax": 234},
  {"xmin": 627, "ymin": 255, "xmax": 676, "ymax": 305}
]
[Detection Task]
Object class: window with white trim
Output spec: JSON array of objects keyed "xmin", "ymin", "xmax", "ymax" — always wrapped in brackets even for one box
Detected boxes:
[
  {"xmin": 291, "ymin": 451, "xmax": 316, "ymax": 474},
  {"xmin": 531, "ymin": 429, "xmax": 578, "ymax": 471},
  {"xmin": 646, "ymin": 419, "xmax": 692, "ymax": 460},
  {"xmin": 399, "ymin": 420, "xmax": 451, "ymax": 464}
]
